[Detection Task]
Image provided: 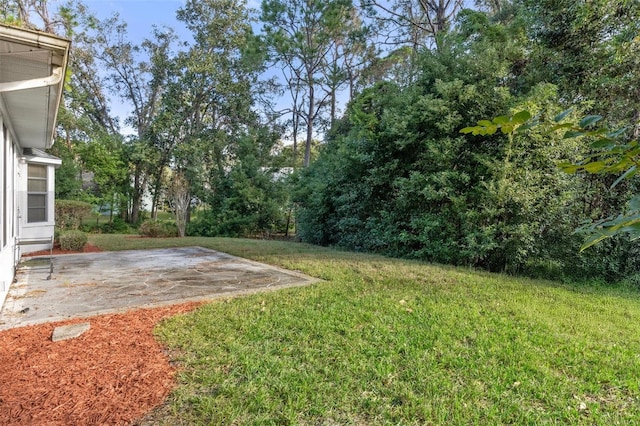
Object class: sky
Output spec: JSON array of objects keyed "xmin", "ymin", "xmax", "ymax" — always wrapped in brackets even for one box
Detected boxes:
[
  {"xmin": 82, "ymin": 0, "xmax": 189, "ymax": 42},
  {"xmin": 81, "ymin": 0, "xmax": 261, "ymax": 41}
]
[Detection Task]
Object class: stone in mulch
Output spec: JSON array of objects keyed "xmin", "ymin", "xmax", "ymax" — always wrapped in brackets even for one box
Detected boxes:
[{"xmin": 51, "ymin": 322, "xmax": 91, "ymax": 342}]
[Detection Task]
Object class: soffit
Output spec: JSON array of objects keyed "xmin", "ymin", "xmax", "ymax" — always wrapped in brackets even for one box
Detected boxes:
[{"xmin": 0, "ymin": 24, "xmax": 70, "ymax": 150}]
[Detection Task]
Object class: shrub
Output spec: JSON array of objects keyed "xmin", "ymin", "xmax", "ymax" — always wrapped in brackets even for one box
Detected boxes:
[
  {"xmin": 100, "ymin": 217, "xmax": 130, "ymax": 234},
  {"xmin": 139, "ymin": 220, "xmax": 162, "ymax": 237},
  {"xmin": 55, "ymin": 200, "xmax": 93, "ymax": 230},
  {"xmin": 59, "ymin": 230, "xmax": 88, "ymax": 251},
  {"xmin": 139, "ymin": 220, "xmax": 178, "ymax": 238},
  {"xmin": 161, "ymin": 221, "xmax": 179, "ymax": 237}
]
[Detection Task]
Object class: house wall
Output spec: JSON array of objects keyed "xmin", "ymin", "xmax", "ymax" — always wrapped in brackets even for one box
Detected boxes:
[{"xmin": 0, "ymin": 115, "xmax": 18, "ymax": 308}]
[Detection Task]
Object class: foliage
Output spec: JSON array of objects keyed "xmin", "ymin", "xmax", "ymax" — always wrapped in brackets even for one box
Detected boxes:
[
  {"xmin": 260, "ymin": 0, "xmax": 366, "ymax": 166},
  {"xmin": 139, "ymin": 220, "xmax": 177, "ymax": 238},
  {"xmin": 55, "ymin": 199, "xmax": 93, "ymax": 231},
  {"xmin": 189, "ymin": 129, "xmax": 290, "ymax": 238},
  {"xmin": 362, "ymin": 0, "xmax": 465, "ymax": 51},
  {"xmin": 515, "ymin": 0, "xmax": 640, "ymax": 127},
  {"xmin": 59, "ymin": 230, "xmax": 88, "ymax": 251},
  {"xmin": 74, "ymin": 133, "xmax": 129, "ymax": 219},
  {"xmin": 88, "ymin": 19, "xmax": 177, "ymax": 223},
  {"xmin": 50, "ymin": 142, "xmax": 83, "ymax": 200},
  {"xmin": 292, "ymin": 5, "xmax": 640, "ymax": 282},
  {"xmin": 95, "ymin": 217, "xmax": 131, "ymax": 234},
  {"xmin": 13, "ymin": 0, "xmax": 639, "ymax": 283},
  {"xmin": 144, "ymin": 0, "xmax": 285, "ymax": 238},
  {"xmin": 295, "ymin": 18, "xmax": 584, "ymax": 275},
  {"xmin": 464, "ymin": 108, "xmax": 640, "ymax": 251}
]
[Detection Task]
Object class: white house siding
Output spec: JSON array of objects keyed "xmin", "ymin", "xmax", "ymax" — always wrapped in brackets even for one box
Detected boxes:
[
  {"xmin": 0, "ymin": 116, "xmax": 18, "ymax": 308},
  {"xmin": 0, "ymin": 24, "xmax": 70, "ymax": 309}
]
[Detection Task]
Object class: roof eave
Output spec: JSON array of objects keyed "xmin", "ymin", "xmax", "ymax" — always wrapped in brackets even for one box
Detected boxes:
[{"xmin": 0, "ymin": 24, "xmax": 71, "ymax": 150}]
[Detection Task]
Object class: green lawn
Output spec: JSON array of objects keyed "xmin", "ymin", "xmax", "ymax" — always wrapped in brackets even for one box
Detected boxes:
[{"xmin": 91, "ymin": 235, "xmax": 640, "ymax": 425}]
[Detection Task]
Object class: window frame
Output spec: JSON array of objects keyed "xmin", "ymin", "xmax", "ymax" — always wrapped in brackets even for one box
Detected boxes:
[{"xmin": 27, "ymin": 164, "xmax": 48, "ymax": 223}]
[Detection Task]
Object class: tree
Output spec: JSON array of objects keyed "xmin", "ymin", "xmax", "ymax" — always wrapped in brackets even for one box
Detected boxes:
[
  {"xmin": 294, "ymin": 10, "xmax": 631, "ymax": 280},
  {"xmin": 152, "ymin": 0, "xmax": 290, "ymax": 237},
  {"xmin": 0, "ymin": 0, "xmax": 71, "ymax": 33},
  {"xmin": 473, "ymin": 0, "xmax": 510, "ymax": 16},
  {"xmin": 91, "ymin": 18, "xmax": 177, "ymax": 223},
  {"xmin": 61, "ymin": 4, "xmax": 120, "ymax": 136},
  {"xmin": 5, "ymin": 0, "xmax": 175, "ymax": 226},
  {"xmin": 50, "ymin": 140, "xmax": 82, "ymax": 199},
  {"xmin": 362, "ymin": 0, "xmax": 464, "ymax": 50},
  {"xmin": 261, "ymin": 0, "xmax": 356, "ymax": 166},
  {"xmin": 320, "ymin": 5, "xmax": 374, "ymax": 124},
  {"xmin": 75, "ymin": 133, "xmax": 128, "ymax": 222},
  {"xmin": 516, "ymin": 0, "xmax": 640, "ymax": 129},
  {"xmin": 170, "ymin": 0, "xmax": 261, "ymax": 183},
  {"xmin": 0, "ymin": 1, "xmax": 128, "ymax": 212},
  {"xmin": 167, "ymin": 171, "xmax": 190, "ymax": 237}
]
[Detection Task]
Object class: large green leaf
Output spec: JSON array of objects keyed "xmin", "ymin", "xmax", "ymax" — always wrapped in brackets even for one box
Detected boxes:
[
  {"xmin": 611, "ymin": 166, "xmax": 637, "ymax": 189},
  {"xmin": 579, "ymin": 115, "xmax": 603, "ymax": 128},
  {"xmin": 590, "ymin": 138, "xmax": 616, "ymax": 150},
  {"xmin": 628, "ymin": 194, "xmax": 640, "ymax": 212},
  {"xmin": 549, "ymin": 123, "xmax": 574, "ymax": 132},
  {"xmin": 563, "ymin": 130, "xmax": 585, "ymax": 139},
  {"xmin": 492, "ymin": 115, "xmax": 510, "ymax": 125},
  {"xmin": 580, "ymin": 231, "xmax": 611, "ymax": 252},
  {"xmin": 512, "ymin": 110, "xmax": 531, "ymax": 124},
  {"xmin": 553, "ymin": 108, "xmax": 574, "ymax": 123},
  {"xmin": 558, "ymin": 162, "xmax": 579, "ymax": 174},
  {"xmin": 607, "ymin": 127, "xmax": 629, "ymax": 138},
  {"xmin": 500, "ymin": 124, "xmax": 514, "ymax": 134},
  {"xmin": 583, "ymin": 161, "xmax": 606, "ymax": 173}
]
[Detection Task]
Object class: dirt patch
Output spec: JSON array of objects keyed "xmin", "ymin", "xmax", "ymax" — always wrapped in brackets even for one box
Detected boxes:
[
  {"xmin": 26, "ymin": 242, "xmax": 103, "ymax": 257},
  {"xmin": 0, "ymin": 302, "xmax": 202, "ymax": 425}
]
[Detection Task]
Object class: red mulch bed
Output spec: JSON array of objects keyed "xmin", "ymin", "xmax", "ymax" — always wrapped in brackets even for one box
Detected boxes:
[
  {"xmin": 26, "ymin": 243, "xmax": 103, "ymax": 257},
  {"xmin": 0, "ymin": 302, "xmax": 203, "ymax": 425}
]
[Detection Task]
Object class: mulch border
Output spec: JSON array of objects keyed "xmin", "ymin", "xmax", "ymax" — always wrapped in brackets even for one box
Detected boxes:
[{"xmin": 0, "ymin": 301, "xmax": 203, "ymax": 425}]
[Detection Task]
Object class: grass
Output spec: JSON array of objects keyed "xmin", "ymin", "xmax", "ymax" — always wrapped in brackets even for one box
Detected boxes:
[{"xmin": 90, "ymin": 235, "xmax": 640, "ymax": 425}]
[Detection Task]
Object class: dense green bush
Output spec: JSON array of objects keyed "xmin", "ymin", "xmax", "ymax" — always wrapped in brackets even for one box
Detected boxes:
[
  {"xmin": 139, "ymin": 220, "xmax": 178, "ymax": 238},
  {"xmin": 99, "ymin": 217, "xmax": 130, "ymax": 234},
  {"xmin": 188, "ymin": 131, "xmax": 289, "ymax": 238},
  {"xmin": 293, "ymin": 14, "xmax": 638, "ymax": 283},
  {"xmin": 59, "ymin": 230, "xmax": 88, "ymax": 251},
  {"xmin": 139, "ymin": 220, "xmax": 162, "ymax": 237},
  {"xmin": 55, "ymin": 200, "xmax": 93, "ymax": 230}
]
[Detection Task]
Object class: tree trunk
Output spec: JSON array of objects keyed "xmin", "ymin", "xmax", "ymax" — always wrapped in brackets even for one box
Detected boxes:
[
  {"xmin": 292, "ymin": 105, "xmax": 298, "ymax": 163},
  {"xmin": 304, "ymin": 83, "xmax": 314, "ymax": 167},
  {"xmin": 131, "ymin": 165, "xmax": 142, "ymax": 223},
  {"xmin": 330, "ymin": 86, "xmax": 336, "ymax": 124},
  {"xmin": 150, "ymin": 166, "xmax": 164, "ymax": 221}
]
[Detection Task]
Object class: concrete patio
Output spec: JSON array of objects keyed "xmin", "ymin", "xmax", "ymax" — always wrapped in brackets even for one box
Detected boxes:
[{"xmin": 0, "ymin": 246, "xmax": 318, "ymax": 330}]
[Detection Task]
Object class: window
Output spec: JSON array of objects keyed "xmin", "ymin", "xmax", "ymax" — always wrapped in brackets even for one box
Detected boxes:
[{"xmin": 27, "ymin": 164, "xmax": 47, "ymax": 223}]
